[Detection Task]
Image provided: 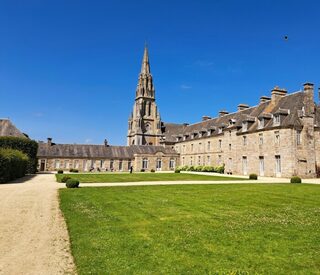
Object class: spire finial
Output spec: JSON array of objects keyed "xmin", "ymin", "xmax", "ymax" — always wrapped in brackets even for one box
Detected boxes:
[{"xmin": 140, "ymin": 44, "xmax": 150, "ymax": 74}]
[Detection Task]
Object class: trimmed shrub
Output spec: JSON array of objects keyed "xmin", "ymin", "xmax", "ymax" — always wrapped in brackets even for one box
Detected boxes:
[
  {"xmin": 181, "ymin": 165, "xmax": 189, "ymax": 171},
  {"xmin": 57, "ymin": 170, "xmax": 64, "ymax": 174},
  {"xmin": 291, "ymin": 176, "xmax": 302, "ymax": 183},
  {"xmin": 150, "ymin": 169, "xmax": 155, "ymax": 173},
  {"xmin": 249, "ymin": 173, "xmax": 258, "ymax": 180},
  {"xmin": 0, "ymin": 148, "xmax": 28, "ymax": 183},
  {"xmin": 215, "ymin": 164, "xmax": 225, "ymax": 174},
  {"xmin": 174, "ymin": 169, "xmax": 181, "ymax": 173},
  {"xmin": 66, "ymin": 178, "xmax": 80, "ymax": 188},
  {"xmin": 0, "ymin": 136, "xmax": 38, "ymax": 174},
  {"xmin": 202, "ymin": 166, "xmax": 215, "ymax": 172},
  {"xmin": 140, "ymin": 169, "xmax": 145, "ymax": 172},
  {"xmin": 187, "ymin": 166, "xmax": 195, "ymax": 171},
  {"xmin": 61, "ymin": 176, "xmax": 72, "ymax": 183}
]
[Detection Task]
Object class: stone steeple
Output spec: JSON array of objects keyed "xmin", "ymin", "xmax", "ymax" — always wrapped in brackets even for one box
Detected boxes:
[{"xmin": 127, "ymin": 46, "xmax": 163, "ymax": 146}]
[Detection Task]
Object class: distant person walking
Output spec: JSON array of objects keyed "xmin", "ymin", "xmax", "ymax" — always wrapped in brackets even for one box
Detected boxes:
[{"xmin": 130, "ymin": 166, "xmax": 133, "ymax": 174}]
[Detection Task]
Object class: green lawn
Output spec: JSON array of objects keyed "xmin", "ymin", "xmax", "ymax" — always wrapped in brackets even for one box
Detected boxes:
[
  {"xmin": 56, "ymin": 172, "xmax": 244, "ymax": 183},
  {"xmin": 60, "ymin": 184, "xmax": 320, "ymax": 274}
]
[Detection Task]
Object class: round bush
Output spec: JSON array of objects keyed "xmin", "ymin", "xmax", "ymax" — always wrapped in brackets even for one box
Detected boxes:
[
  {"xmin": 150, "ymin": 169, "xmax": 155, "ymax": 173},
  {"xmin": 61, "ymin": 176, "xmax": 71, "ymax": 183},
  {"xmin": 174, "ymin": 169, "xmax": 181, "ymax": 173},
  {"xmin": 57, "ymin": 170, "xmax": 64, "ymax": 174},
  {"xmin": 140, "ymin": 169, "xmax": 145, "ymax": 172},
  {"xmin": 66, "ymin": 179, "xmax": 80, "ymax": 188},
  {"xmin": 291, "ymin": 176, "xmax": 302, "ymax": 183},
  {"xmin": 249, "ymin": 173, "xmax": 258, "ymax": 180}
]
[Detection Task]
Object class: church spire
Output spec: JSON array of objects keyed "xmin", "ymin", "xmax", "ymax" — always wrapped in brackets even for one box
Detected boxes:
[{"xmin": 140, "ymin": 45, "xmax": 150, "ymax": 75}]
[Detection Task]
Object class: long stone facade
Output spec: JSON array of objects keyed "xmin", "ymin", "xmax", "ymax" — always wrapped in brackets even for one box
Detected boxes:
[{"xmin": 4, "ymin": 46, "xmax": 317, "ymax": 177}]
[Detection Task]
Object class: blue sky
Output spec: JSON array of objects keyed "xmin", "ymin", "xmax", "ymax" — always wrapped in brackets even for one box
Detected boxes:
[{"xmin": 1, "ymin": 0, "xmax": 319, "ymax": 145}]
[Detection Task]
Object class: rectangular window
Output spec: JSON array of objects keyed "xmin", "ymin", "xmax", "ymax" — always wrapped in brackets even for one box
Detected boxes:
[
  {"xmin": 258, "ymin": 118, "xmax": 264, "ymax": 129},
  {"xmin": 296, "ymin": 130, "xmax": 302, "ymax": 145},
  {"xmin": 275, "ymin": 155, "xmax": 281, "ymax": 175},
  {"xmin": 259, "ymin": 156, "xmax": 264, "ymax": 176},
  {"xmin": 242, "ymin": 122, "xmax": 248, "ymax": 132},
  {"xmin": 242, "ymin": 156, "xmax": 248, "ymax": 175},
  {"xmin": 183, "ymin": 145, "xmax": 186, "ymax": 153},
  {"xmin": 191, "ymin": 144, "xmax": 194, "ymax": 152},
  {"xmin": 156, "ymin": 159, "xmax": 162, "ymax": 170},
  {"xmin": 198, "ymin": 156, "xmax": 201, "ymax": 165},
  {"xmin": 259, "ymin": 133, "xmax": 264, "ymax": 145},
  {"xmin": 182, "ymin": 157, "xmax": 185, "ymax": 166},
  {"xmin": 142, "ymin": 158, "xmax": 148, "ymax": 169},
  {"xmin": 74, "ymin": 160, "xmax": 79, "ymax": 169},
  {"xmin": 128, "ymin": 161, "xmax": 132, "ymax": 170},
  {"xmin": 275, "ymin": 131, "xmax": 280, "ymax": 145},
  {"xmin": 274, "ymin": 115, "xmax": 280, "ymax": 125},
  {"xmin": 207, "ymin": 141, "xmax": 211, "ymax": 151},
  {"xmin": 243, "ymin": 136, "xmax": 247, "ymax": 146},
  {"xmin": 219, "ymin": 139, "xmax": 222, "ymax": 150},
  {"xmin": 207, "ymin": 155, "xmax": 211, "ymax": 165},
  {"xmin": 218, "ymin": 155, "xmax": 222, "ymax": 165},
  {"xmin": 199, "ymin": 143, "xmax": 202, "ymax": 152},
  {"xmin": 169, "ymin": 159, "xmax": 175, "ymax": 169},
  {"xmin": 64, "ymin": 160, "xmax": 69, "ymax": 169},
  {"xmin": 100, "ymin": 160, "xmax": 104, "ymax": 168},
  {"xmin": 229, "ymin": 144, "xmax": 232, "ymax": 150},
  {"xmin": 190, "ymin": 157, "xmax": 193, "ymax": 166},
  {"xmin": 119, "ymin": 160, "xmax": 123, "ymax": 171},
  {"xmin": 55, "ymin": 160, "xmax": 60, "ymax": 169},
  {"xmin": 110, "ymin": 160, "xmax": 114, "ymax": 170}
]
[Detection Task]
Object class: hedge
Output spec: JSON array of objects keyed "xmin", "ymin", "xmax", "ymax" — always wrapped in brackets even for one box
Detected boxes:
[
  {"xmin": 0, "ymin": 137, "xmax": 38, "ymax": 174},
  {"xmin": 0, "ymin": 148, "xmax": 29, "ymax": 183},
  {"xmin": 175, "ymin": 165, "xmax": 225, "ymax": 174}
]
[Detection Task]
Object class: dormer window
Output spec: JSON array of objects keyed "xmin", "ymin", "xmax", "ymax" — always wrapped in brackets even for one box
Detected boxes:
[
  {"xmin": 274, "ymin": 114, "xmax": 280, "ymax": 125},
  {"xmin": 207, "ymin": 130, "xmax": 211, "ymax": 136},
  {"xmin": 258, "ymin": 118, "xmax": 264, "ymax": 129},
  {"xmin": 242, "ymin": 122, "xmax": 248, "ymax": 132},
  {"xmin": 218, "ymin": 127, "xmax": 223, "ymax": 134}
]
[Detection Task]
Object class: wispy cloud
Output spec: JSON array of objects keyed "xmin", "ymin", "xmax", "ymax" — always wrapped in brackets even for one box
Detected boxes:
[{"xmin": 180, "ymin": 84, "xmax": 192, "ymax": 90}]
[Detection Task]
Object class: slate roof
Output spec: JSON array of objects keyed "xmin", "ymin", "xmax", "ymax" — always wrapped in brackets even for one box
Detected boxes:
[
  {"xmin": 0, "ymin": 119, "xmax": 27, "ymax": 138},
  {"xmin": 161, "ymin": 123, "xmax": 187, "ymax": 143},
  {"xmin": 162, "ymin": 90, "xmax": 319, "ymax": 142},
  {"xmin": 37, "ymin": 143, "xmax": 178, "ymax": 159}
]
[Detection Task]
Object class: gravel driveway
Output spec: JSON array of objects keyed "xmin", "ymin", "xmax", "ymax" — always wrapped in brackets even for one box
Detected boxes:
[{"xmin": 0, "ymin": 174, "xmax": 75, "ymax": 275}]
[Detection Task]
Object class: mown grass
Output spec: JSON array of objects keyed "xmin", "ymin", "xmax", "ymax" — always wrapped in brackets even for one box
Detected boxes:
[
  {"xmin": 56, "ymin": 172, "xmax": 244, "ymax": 183},
  {"xmin": 60, "ymin": 184, "xmax": 320, "ymax": 274}
]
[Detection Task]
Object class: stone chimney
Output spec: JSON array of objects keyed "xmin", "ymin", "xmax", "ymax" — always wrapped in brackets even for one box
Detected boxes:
[
  {"xmin": 202, "ymin": 115, "xmax": 211, "ymax": 121},
  {"xmin": 260, "ymin": 96, "xmax": 271, "ymax": 104},
  {"xmin": 104, "ymin": 139, "xmax": 109, "ymax": 147},
  {"xmin": 271, "ymin": 86, "xmax": 287, "ymax": 102},
  {"xmin": 237, "ymin": 104, "xmax": 249, "ymax": 111},
  {"xmin": 47, "ymin": 137, "xmax": 52, "ymax": 146},
  {"xmin": 303, "ymin": 82, "xmax": 314, "ymax": 92},
  {"xmin": 219, "ymin": 110, "xmax": 229, "ymax": 117}
]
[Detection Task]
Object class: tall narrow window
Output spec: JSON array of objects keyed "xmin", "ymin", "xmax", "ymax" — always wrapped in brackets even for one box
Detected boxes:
[
  {"xmin": 207, "ymin": 155, "xmax": 211, "ymax": 165},
  {"xmin": 110, "ymin": 160, "xmax": 114, "ymax": 170},
  {"xmin": 119, "ymin": 160, "xmax": 123, "ymax": 171},
  {"xmin": 198, "ymin": 156, "xmax": 201, "ymax": 165},
  {"xmin": 259, "ymin": 133, "xmax": 264, "ymax": 145},
  {"xmin": 207, "ymin": 141, "xmax": 211, "ymax": 151},
  {"xmin": 242, "ymin": 156, "xmax": 248, "ymax": 175},
  {"xmin": 199, "ymin": 143, "xmax": 202, "ymax": 152},
  {"xmin": 182, "ymin": 157, "xmax": 185, "ymax": 166},
  {"xmin": 275, "ymin": 131, "xmax": 280, "ymax": 145},
  {"xmin": 229, "ymin": 144, "xmax": 232, "ymax": 151},
  {"xmin": 243, "ymin": 136, "xmax": 247, "ymax": 146},
  {"xmin": 142, "ymin": 158, "xmax": 148, "ymax": 169},
  {"xmin": 156, "ymin": 159, "xmax": 162, "ymax": 171},
  {"xmin": 259, "ymin": 156, "xmax": 264, "ymax": 176},
  {"xmin": 100, "ymin": 160, "xmax": 104, "ymax": 168},
  {"xmin": 275, "ymin": 155, "xmax": 281, "ymax": 175},
  {"xmin": 169, "ymin": 159, "xmax": 175, "ymax": 169},
  {"xmin": 296, "ymin": 130, "xmax": 302, "ymax": 145},
  {"xmin": 274, "ymin": 115, "xmax": 280, "ymax": 125},
  {"xmin": 258, "ymin": 118, "xmax": 264, "ymax": 129},
  {"xmin": 219, "ymin": 140, "xmax": 222, "ymax": 150},
  {"xmin": 55, "ymin": 160, "xmax": 60, "ymax": 169},
  {"xmin": 191, "ymin": 144, "xmax": 194, "ymax": 152}
]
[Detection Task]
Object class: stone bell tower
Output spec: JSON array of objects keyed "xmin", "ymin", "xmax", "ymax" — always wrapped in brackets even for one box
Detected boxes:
[{"xmin": 127, "ymin": 46, "xmax": 163, "ymax": 146}]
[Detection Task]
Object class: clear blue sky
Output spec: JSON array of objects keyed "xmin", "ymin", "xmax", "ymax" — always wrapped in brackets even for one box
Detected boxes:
[{"xmin": 1, "ymin": 0, "xmax": 319, "ymax": 145}]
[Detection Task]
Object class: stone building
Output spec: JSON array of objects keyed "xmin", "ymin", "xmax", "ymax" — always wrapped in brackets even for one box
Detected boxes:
[
  {"xmin": 170, "ymin": 83, "xmax": 320, "ymax": 178},
  {"xmin": 3, "ymin": 46, "xmax": 319, "ymax": 177},
  {"xmin": 37, "ymin": 141, "xmax": 178, "ymax": 172}
]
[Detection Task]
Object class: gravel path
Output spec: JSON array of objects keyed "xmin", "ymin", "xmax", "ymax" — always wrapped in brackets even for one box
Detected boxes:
[{"xmin": 0, "ymin": 174, "xmax": 76, "ymax": 275}]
